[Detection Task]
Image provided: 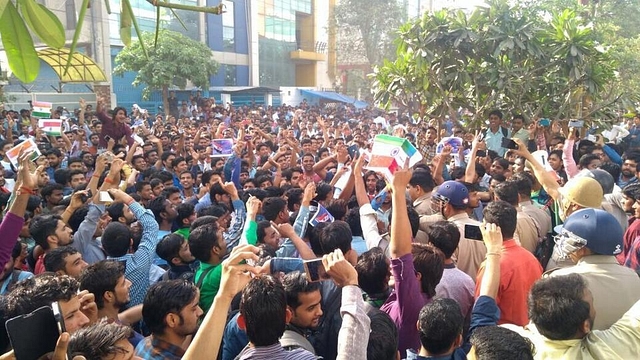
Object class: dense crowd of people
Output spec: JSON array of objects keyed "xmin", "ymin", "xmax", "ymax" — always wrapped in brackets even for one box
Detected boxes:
[{"xmin": 0, "ymin": 95, "xmax": 638, "ymax": 359}]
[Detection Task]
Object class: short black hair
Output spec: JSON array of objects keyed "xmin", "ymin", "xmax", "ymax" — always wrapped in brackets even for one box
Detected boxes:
[
  {"xmin": 483, "ymin": 200, "xmax": 517, "ymax": 239},
  {"xmin": 345, "ymin": 208, "xmax": 363, "ymax": 237},
  {"xmin": 240, "ymin": 275, "xmax": 287, "ymax": 346},
  {"xmin": 366, "ymin": 309, "xmax": 398, "ymax": 360},
  {"xmin": 325, "ymin": 199, "xmax": 347, "ymax": 221},
  {"xmin": 5, "ymin": 273, "xmax": 79, "ymax": 321},
  {"xmin": 599, "ymin": 162, "xmax": 621, "ymax": 182},
  {"xmin": 489, "ymin": 109, "xmax": 503, "ymax": 119},
  {"xmin": 256, "ymin": 220, "xmax": 272, "ymax": 244},
  {"xmin": 175, "ymin": 202, "xmax": 195, "ymax": 227},
  {"xmin": 148, "ymin": 196, "xmax": 169, "ymax": 224},
  {"xmin": 409, "ymin": 169, "xmax": 435, "ymax": 193},
  {"xmin": 171, "ymin": 156, "xmax": 186, "ymax": 169},
  {"xmin": 79, "ymin": 260, "xmax": 125, "ymax": 309},
  {"xmin": 282, "ymin": 271, "xmax": 321, "ymax": 310},
  {"xmin": 411, "ymin": 243, "xmax": 444, "ymax": 297},
  {"xmin": 101, "ymin": 222, "xmax": 132, "ymax": 257},
  {"xmin": 470, "ymin": 326, "xmax": 534, "ymax": 360},
  {"xmin": 44, "ymin": 246, "xmax": 79, "ymax": 274},
  {"xmin": 262, "ymin": 197, "xmax": 287, "ymax": 222},
  {"xmin": 314, "ymin": 182, "xmax": 334, "ymax": 202},
  {"xmin": 418, "ymin": 298, "xmax": 464, "ymax": 355},
  {"xmin": 68, "ymin": 206, "xmax": 89, "ymax": 233},
  {"xmin": 355, "ymin": 247, "xmax": 389, "ymax": 296},
  {"xmin": 143, "ymin": 280, "xmax": 199, "ymax": 335},
  {"xmin": 135, "ymin": 180, "xmax": 151, "ymax": 193},
  {"xmin": 156, "ymin": 233, "xmax": 186, "ymax": 264},
  {"xmin": 30, "ymin": 215, "xmax": 62, "ymax": 250},
  {"xmin": 106, "ymin": 202, "xmax": 126, "ymax": 223},
  {"xmin": 494, "ymin": 181, "xmax": 519, "ymax": 206},
  {"xmin": 427, "ymin": 221, "xmax": 460, "ymax": 259},
  {"xmin": 161, "ymin": 186, "xmax": 181, "ymax": 199},
  {"xmin": 188, "ymin": 223, "xmax": 220, "ymax": 263},
  {"xmin": 578, "ymin": 154, "xmax": 600, "ymax": 169},
  {"xmin": 41, "ymin": 183, "xmax": 64, "ymax": 203},
  {"xmin": 320, "ymin": 221, "xmax": 352, "ymax": 255},
  {"xmin": 510, "ymin": 173, "xmax": 533, "ymax": 197},
  {"xmin": 68, "ymin": 322, "xmax": 132, "ymax": 359},
  {"xmin": 285, "ymin": 188, "xmax": 303, "ymax": 212},
  {"xmin": 53, "ymin": 168, "xmax": 71, "ymax": 186},
  {"xmin": 528, "ymin": 273, "xmax": 591, "ymax": 340}
]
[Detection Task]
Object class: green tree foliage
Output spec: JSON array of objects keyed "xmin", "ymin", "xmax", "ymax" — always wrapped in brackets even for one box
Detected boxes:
[
  {"xmin": 334, "ymin": 0, "xmax": 404, "ymax": 95},
  {"xmin": 371, "ymin": 0, "xmax": 621, "ymax": 126},
  {"xmin": 113, "ymin": 30, "xmax": 218, "ymax": 115},
  {"xmin": 529, "ymin": 0, "xmax": 640, "ymax": 110}
]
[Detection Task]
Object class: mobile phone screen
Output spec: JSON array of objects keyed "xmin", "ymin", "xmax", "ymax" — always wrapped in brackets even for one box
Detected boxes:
[
  {"xmin": 348, "ymin": 144, "xmax": 359, "ymax": 159},
  {"xmin": 500, "ymin": 137, "xmax": 518, "ymax": 150},
  {"xmin": 303, "ymin": 259, "xmax": 326, "ymax": 282},
  {"xmin": 465, "ymin": 224, "xmax": 483, "ymax": 241},
  {"xmin": 6, "ymin": 306, "xmax": 61, "ymax": 359}
]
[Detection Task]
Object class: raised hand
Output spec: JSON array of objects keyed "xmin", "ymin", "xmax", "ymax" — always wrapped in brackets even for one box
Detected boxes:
[
  {"xmin": 322, "ymin": 249, "xmax": 358, "ymax": 287},
  {"xmin": 302, "ymin": 182, "xmax": 316, "ymax": 206},
  {"xmin": 481, "ymin": 222, "xmax": 503, "ymax": 254},
  {"xmin": 17, "ymin": 149, "xmax": 38, "ymax": 190},
  {"xmin": 246, "ymin": 196, "xmax": 262, "ymax": 219},
  {"xmin": 271, "ymin": 221, "xmax": 296, "ymax": 239},
  {"xmin": 391, "ymin": 158, "xmax": 412, "ymax": 190},
  {"xmin": 69, "ymin": 190, "xmax": 90, "ymax": 209},
  {"xmin": 217, "ymin": 244, "xmax": 260, "ymax": 301}
]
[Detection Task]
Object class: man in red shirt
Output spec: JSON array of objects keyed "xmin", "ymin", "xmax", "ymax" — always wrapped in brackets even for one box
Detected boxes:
[{"xmin": 474, "ymin": 200, "xmax": 543, "ymax": 326}]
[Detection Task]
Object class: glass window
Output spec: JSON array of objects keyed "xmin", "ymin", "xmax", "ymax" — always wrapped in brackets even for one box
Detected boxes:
[
  {"xmin": 225, "ymin": 65, "xmax": 237, "ymax": 86},
  {"xmin": 222, "ymin": 0, "xmax": 234, "ymax": 27},
  {"xmin": 223, "ymin": 27, "xmax": 235, "ymax": 52}
]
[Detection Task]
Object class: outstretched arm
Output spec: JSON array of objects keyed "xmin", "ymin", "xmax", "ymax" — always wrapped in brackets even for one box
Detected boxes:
[{"xmin": 389, "ymin": 161, "xmax": 413, "ymax": 259}]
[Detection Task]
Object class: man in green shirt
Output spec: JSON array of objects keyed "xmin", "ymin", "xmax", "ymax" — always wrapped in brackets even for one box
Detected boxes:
[
  {"xmin": 174, "ymin": 202, "xmax": 196, "ymax": 240},
  {"xmin": 189, "ymin": 221, "xmax": 226, "ymax": 313}
]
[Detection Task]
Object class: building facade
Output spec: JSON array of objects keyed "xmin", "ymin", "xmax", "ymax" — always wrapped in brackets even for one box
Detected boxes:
[{"xmin": 1, "ymin": 0, "xmax": 335, "ymax": 109}]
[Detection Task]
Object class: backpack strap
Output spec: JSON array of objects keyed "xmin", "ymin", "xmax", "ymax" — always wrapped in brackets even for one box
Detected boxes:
[
  {"xmin": 195, "ymin": 266, "xmax": 216, "ymax": 289},
  {"xmin": 483, "ymin": 127, "xmax": 509, "ymax": 138}
]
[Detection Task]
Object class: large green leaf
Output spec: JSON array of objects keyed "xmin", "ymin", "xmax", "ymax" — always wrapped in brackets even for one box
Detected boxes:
[
  {"xmin": 0, "ymin": 0, "xmax": 9, "ymax": 19},
  {"xmin": 0, "ymin": 1, "xmax": 39, "ymax": 83},
  {"xmin": 120, "ymin": 0, "xmax": 132, "ymax": 46},
  {"xmin": 124, "ymin": 0, "xmax": 148, "ymax": 57},
  {"xmin": 63, "ymin": 0, "xmax": 90, "ymax": 75},
  {"xmin": 18, "ymin": 0, "xmax": 65, "ymax": 48}
]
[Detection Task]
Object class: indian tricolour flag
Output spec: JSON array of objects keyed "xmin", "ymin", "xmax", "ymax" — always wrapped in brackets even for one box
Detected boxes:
[
  {"xmin": 38, "ymin": 119, "xmax": 62, "ymax": 136},
  {"xmin": 365, "ymin": 134, "xmax": 423, "ymax": 182},
  {"xmin": 32, "ymin": 101, "xmax": 52, "ymax": 118}
]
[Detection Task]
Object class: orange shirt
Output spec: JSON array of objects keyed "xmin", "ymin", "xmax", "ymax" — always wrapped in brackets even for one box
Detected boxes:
[{"xmin": 475, "ymin": 239, "xmax": 542, "ymax": 326}]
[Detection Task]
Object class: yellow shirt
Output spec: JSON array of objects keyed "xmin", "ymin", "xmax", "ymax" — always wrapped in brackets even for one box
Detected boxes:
[{"xmin": 504, "ymin": 298, "xmax": 640, "ymax": 359}]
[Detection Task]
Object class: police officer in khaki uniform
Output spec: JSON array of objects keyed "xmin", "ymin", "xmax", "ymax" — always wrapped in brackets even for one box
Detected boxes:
[
  {"xmin": 426, "ymin": 181, "xmax": 485, "ymax": 280},
  {"xmin": 546, "ymin": 208, "xmax": 640, "ymax": 330}
]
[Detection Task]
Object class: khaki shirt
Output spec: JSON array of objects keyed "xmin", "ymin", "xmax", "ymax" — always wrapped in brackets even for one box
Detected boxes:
[
  {"xmin": 520, "ymin": 201, "xmax": 552, "ymax": 235},
  {"xmin": 515, "ymin": 208, "xmax": 541, "ymax": 254},
  {"xmin": 413, "ymin": 192, "xmax": 435, "ymax": 216},
  {"xmin": 449, "ymin": 213, "xmax": 486, "ymax": 280},
  {"xmin": 548, "ymin": 255, "xmax": 640, "ymax": 330},
  {"xmin": 504, "ymin": 298, "xmax": 640, "ymax": 359}
]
